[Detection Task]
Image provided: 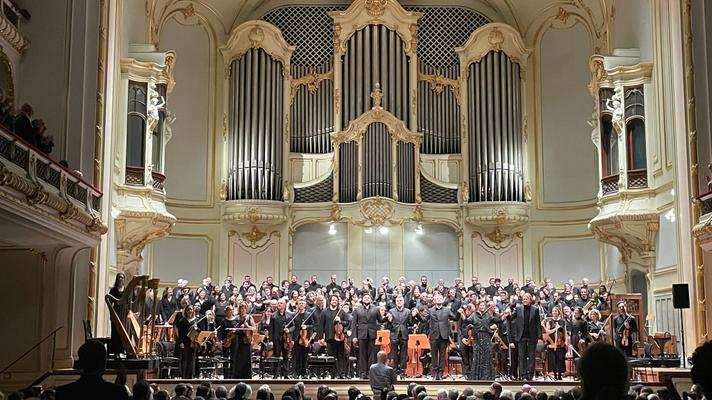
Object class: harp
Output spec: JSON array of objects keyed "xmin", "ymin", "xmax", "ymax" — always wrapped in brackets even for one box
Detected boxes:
[{"xmin": 105, "ymin": 274, "xmax": 160, "ymax": 358}]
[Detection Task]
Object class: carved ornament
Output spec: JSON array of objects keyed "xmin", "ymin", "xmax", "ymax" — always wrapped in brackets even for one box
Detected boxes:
[
  {"xmin": 419, "ymin": 73, "xmax": 461, "ymax": 105},
  {"xmin": 290, "ymin": 69, "xmax": 333, "ymax": 104},
  {"xmin": 365, "ymin": 0, "xmax": 387, "ymax": 17}
]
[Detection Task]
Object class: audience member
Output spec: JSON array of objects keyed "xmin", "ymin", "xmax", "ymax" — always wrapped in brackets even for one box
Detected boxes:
[
  {"xmin": 54, "ymin": 339, "xmax": 128, "ymax": 400},
  {"xmin": 691, "ymin": 340, "xmax": 712, "ymax": 400},
  {"xmin": 132, "ymin": 381, "xmax": 152, "ymax": 400},
  {"xmin": 579, "ymin": 342, "xmax": 629, "ymax": 400},
  {"xmin": 369, "ymin": 351, "xmax": 396, "ymax": 398}
]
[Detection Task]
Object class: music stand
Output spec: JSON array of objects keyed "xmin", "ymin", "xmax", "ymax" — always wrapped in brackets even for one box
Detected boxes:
[{"xmin": 196, "ymin": 331, "xmax": 216, "ymax": 347}]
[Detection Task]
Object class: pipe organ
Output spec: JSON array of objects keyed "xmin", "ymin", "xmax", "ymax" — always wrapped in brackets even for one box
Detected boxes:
[
  {"xmin": 227, "ymin": 48, "xmax": 286, "ymax": 201},
  {"xmin": 222, "ymin": 1, "xmax": 530, "ymax": 207}
]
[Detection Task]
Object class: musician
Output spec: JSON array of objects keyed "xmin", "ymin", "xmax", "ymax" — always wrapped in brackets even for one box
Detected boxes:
[
  {"xmin": 470, "ymin": 301, "xmax": 503, "ymax": 380},
  {"xmin": 457, "ymin": 304, "xmax": 475, "ymax": 379},
  {"xmin": 214, "ymin": 292, "xmax": 229, "ymax": 325},
  {"xmin": 427, "ymin": 293, "xmax": 458, "ymax": 380},
  {"xmin": 108, "ymin": 272, "xmax": 126, "ymax": 356},
  {"xmin": 613, "ymin": 301, "xmax": 638, "ymax": 357},
  {"xmin": 159, "ymin": 287, "xmax": 177, "ymax": 323},
  {"xmin": 195, "ymin": 288, "xmax": 214, "ymax": 316},
  {"xmin": 326, "ymin": 275, "xmax": 340, "ymax": 294},
  {"xmin": 233, "ymin": 301, "xmax": 255, "ymax": 379},
  {"xmin": 198, "ymin": 310, "xmax": 219, "ymax": 356},
  {"xmin": 542, "ymin": 306, "xmax": 566, "ymax": 380},
  {"xmin": 587, "ymin": 309, "xmax": 606, "ymax": 345},
  {"xmin": 385, "ymin": 295, "xmax": 411, "ymax": 376},
  {"xmin": 507, "ymin": 292, "xmax": 542, "ymax": 380},
  {"xmin": 293, "ymin": 300, "xmax": 314, "ymax": 378},
  {"xmin": 288, "ymin": 275, "xmax": 302, "ymax": 295},
  {"xmin": 176, "ymin": 304, "xmax": 199, "ymax": 378},
  {"xmin": 268, "ymin": 299, "xmax": 293, "ymax": 378},
  {"xmin": 575, "ymin": 288, "xmax": 592, "ymax": 309},
  {"xmin": 320, "ymin": 294, "xmax": 348, "ymax": 378},
  {"xmin": 419, "ymin": 276, "xmax": 429, "ymax": 293},
  {"xmin": 571, "ymin": 307, "xmax": 589, "ymax": 356},
  {"xmin": 220, "ymin": 276, "xmax": 236, "ymax": 298},
  {"xmin": 412, "ymin": 305, "xmax": 431, "ymax": 374},
  {"xmin": 485, "ymin": 278, "xmax": 498, "ymax": 297},
  {"xmin": 504, "ymin": 278, "xmax": 515, "ymax": 296},
  {"xmin": 548, "ymin": 292, "xmax": 565, "ymax": 315},
  {"xmin": 308, "ymin": 275, "xmax": 322, "ymax": 292},
  {"xmin": 352, "ymin": 292, "xmax": 384, "ymax": 379}
]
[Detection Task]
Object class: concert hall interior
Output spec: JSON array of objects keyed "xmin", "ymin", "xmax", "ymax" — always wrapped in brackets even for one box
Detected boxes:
[{"xmin": 1, "ymin": 0, "xmax": 712, "ymax": 397}]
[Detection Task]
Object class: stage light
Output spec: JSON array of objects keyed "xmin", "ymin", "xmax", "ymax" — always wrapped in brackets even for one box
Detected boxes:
[
  {"xmin": 364, "ymin": 227, "xmax": 373, "ymax": 234},
  {"xmin": 670, "ymin": 188, "xmax": 675, "ymax": 196},
  {"xmin": 328, "ymin": 223, "xmax": 337, "ymax": 235},
  {"xmin": 378, "ymin": 226, "xmax": 389, "ymax": 235},
  {"xmin": 415, "ymin": 223, "xmax": 424, "ymax": 235}
]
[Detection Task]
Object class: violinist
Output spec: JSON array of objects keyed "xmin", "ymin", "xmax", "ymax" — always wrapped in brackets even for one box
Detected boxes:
[
  {"xmin": 586, "ymin": 309, "xmax": 606, "ymax": 344},
  {"xmin": 233, "ymin": 301, "xmax": 255, "ymax": 379},
  {"xmin": 176, "ymin": 304, "xmax": 199, "ymax": 378},
  {"xmin": 268, "ymin": 299, "xmax": 293, "ymax": 378},
  {"xmin": 293, "ymin": 300, "xmax": 314, "ymax": 378},
  {"xmin": 219, "ymin": 305, "xmax": 239, "ymax": 378},
  {"xmin": 198, "ymin": 310, "xmax": 219, "ymax": 356},
  {"xmin": 613, "ymin": 301, "xmax": 637, "ymax": 356},
  {"xmin": 385, "ymin": 295, "xmax": 412, "ymax": 377},
  {"xmin": 542, "ymin": 306, "xmax": 566, "ymax": 380},
  {"xmin": 320, "ymin": 294, "xmax": 349, "ymax": 378},
  {"xmin": 457, "ymin": 304, "xmax": 476, "ymax": 379},
  {"xmin": 571, "ymin": 307, "xmax": 589, "ymax": 354}
]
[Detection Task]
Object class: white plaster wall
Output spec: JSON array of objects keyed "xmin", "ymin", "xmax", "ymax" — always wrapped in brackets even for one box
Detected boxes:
[
  {"xmin": 362, "ymin": 228, "xmax": 391, "ymax": 282},
  {"xmin": 160, "ymin": 18, "xmax": 211, "ymax": 203},
  {"xmin": 692, "ymin": 0, "xmax": 712, "ymax": 193},
  {"xmin": 152, "ymin": 236, "xmax": 210, "ymax": 285},
  {"xmin": 292, "ymin": 223, "xmax": 348, "ymax": 282},
  {"xmin": 614, "ymin": 0, "xmax": 653, "ymax": 61},
  {"xmin": 605, "ymin": 244, "xmax": 625, "ymax": 280},
  {"xmin": 656, "ymin": 209, "xmax": 678, "ymax": 270},
  {"xmin": 404, "ymin": 223, "xmax": 459, "ymax": 284},
  {"xmin": 14, "ymin": 0, "xmax": 100, "ymax": 180},
  {"xmin": 0, "ymin": 250, "xmax": 42, "ymax": 373},
  {"xmin": 540, "ymin": 23, "xmax": 597, "ymax": 203},
  {"xmin": 542, "ymin": 238, "xmax": 600, "ymax": 284}
]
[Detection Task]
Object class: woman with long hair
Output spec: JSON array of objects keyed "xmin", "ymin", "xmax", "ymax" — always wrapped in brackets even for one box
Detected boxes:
[
  {"xmin": 176, "ymin": 304, "xmax": 199, "ymax": 378},
  {"xmin": 232, "ymin": 301, "xmax": 255, "ymax": 379},
  {"xmin": 107, "ymin": 272, "xmax": 126, "ymax": 355}
]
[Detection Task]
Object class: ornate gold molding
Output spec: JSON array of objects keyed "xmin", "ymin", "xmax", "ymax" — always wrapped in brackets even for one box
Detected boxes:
[
  {"xmin": 456, "ymin": 23, "xmax": 531, "ymax": 70},
  {"xmin": 221, "ymin": 21, "xmax": 295, "ymax": 75},
  {"xmin": 332, "ymin": 105, "xmax": 422, "ymax": 146},
  {"xmin": 0, "ymin": 13, "xmax": 28, "ymax": 53},
  {"xmin": 290, "ymin": 69, "xmax": 333, "ymax": 104},
  {"xmin": 329, "ymin": 0, "xmax": 422, "ymax": 56},
  {"xmin": 419, "ymin": 72, "xmax": 461, "ymax": 105}
]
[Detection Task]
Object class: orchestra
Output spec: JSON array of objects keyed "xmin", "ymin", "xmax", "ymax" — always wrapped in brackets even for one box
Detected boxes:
[{"xmin": 109, "ymin": 273, "xmax": 641, "ymax": 381}]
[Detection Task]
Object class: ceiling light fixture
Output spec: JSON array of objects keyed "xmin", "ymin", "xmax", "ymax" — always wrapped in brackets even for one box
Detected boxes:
[
  {"xmin": 328, "ymin": 223, "xmax": 337, "ymax": 235},
  {"xmin": 415, "ymin": 223, "xmax": 424, "ymax": 235}
]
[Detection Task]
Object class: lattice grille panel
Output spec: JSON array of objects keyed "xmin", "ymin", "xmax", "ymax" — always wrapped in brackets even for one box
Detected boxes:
[
  {"xmin": 262, "ymin": 6, "xmax": 346, "ymax": 67},
  {"xmin": 295, "ymin": 174, "xmax": 333, "ymax": 203},
  {"xmin": 420, "ymin": 174, "xmax": 458, "ymax": 203},
  {"xmin": 405, "ymin": 6, "xmax": 490, "ymax": 68}
]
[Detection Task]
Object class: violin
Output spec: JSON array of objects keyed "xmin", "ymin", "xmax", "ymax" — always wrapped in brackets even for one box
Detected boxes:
[{"xmin": 462, "ymin": 325, "xmax": 474, "ymax": 346}]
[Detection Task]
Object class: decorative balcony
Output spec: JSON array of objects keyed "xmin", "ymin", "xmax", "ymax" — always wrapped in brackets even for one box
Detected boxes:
[
  {"xmin": 693, "ymin": 190, "xmax": 712, "ymax": 248},
  {"xmin": 601, "ymin": 174, "xmax": 619, "ymax": 196},
  {"xmin": 0, "ymin": 127, "xmax": 106, "ymax": 237},
  {"xmin": 627, "ymin": 169, "xmax": 648, "ymax": 189}
]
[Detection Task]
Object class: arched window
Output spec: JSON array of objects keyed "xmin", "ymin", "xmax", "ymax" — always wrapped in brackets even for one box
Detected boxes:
[
  {"xmin": 126, "ymin": 81, "xmax": 147, "ymax": 167},
  {"xmin": 627, "ymin": 118, "xmax": 646, "ymax": 170},
  {"xmin": 600, "ymin": 114, "xmax": 617, "ymax": 177}
]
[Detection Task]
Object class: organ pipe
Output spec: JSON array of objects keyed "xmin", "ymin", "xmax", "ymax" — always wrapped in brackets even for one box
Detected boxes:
[
  {"xmin": 417, "ymin": 62, "xmax": 460, "ymax": 154},
  {"xmin": 467, "ymin": 51, "xmax": 523, "ymax": 202},
  {"xmin": 290, "ymin": 63, "xmax": 334, "ymax": 154},
  {"xmin": 227, "ymin": 48, "xmax": 284, "ymax": 201}
]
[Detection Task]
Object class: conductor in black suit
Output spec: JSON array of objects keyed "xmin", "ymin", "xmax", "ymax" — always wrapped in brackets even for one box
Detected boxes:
[
  {"xmin": 507, "ymin": 292, "xmax": 542, "ymax": 380},
  {"xmin": 352, "ymin": 292, "xmax": 384, "ymax": 378},
  {"xmin": 428, "ymin": 293, "xmax": 458, "ymax": 380}
]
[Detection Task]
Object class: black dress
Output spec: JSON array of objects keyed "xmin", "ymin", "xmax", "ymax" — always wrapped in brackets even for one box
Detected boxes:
[
  {"xmin": 108, "ymin": 286, "xmax": 125, "ymax": 355},
  {"xmin": 232, "ymin": 315, "xmax": 253, "ymax": 379},
  {"xmin": 470, "ymin": 311, "xmax": 500, "ymax": 380},
  {"xmin": 545, "ymin": 319, "xmax": 566, "ymax": 378}
]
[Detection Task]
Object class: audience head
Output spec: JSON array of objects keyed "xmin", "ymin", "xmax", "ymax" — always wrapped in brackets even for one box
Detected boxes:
[
  {"xmin": 215, "ymin": 385, "xmax": 229, "ymax": 400},
  {"xmin": 76, "ymin": 339, "xmax": 107, "ymax": 374},
  {"xmin": 154, "ymin": 389, "xmax": 170, "ymax": 400},
  {"xmin": 132, "ymin": 381, "xmax": 152, "ymax": 400},
  {"xmin": 579, "ymin": 342, "xmax": 629, "ymax": 400},
  {"xmin": 691, "ymin": 340, "xmax": 712, "ymax": 399}
]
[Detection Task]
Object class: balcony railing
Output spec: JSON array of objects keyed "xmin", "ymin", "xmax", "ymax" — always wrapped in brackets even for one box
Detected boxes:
[
  {"xmin": 151, "ymin": 171, "xmax": 166, "ymax": 191},
  {"xmin": 125, "ymin": 166, "xmax": 145, "ymax": 186},
  {"xmin": 698, "ymin": 190, "xmax": 712, "ymax": 219},
  {"xmin": 627, "ymin": 169, "xmax": 648, "ymax": 189},
  {"xmin": 0, "ymin": 126, "xmax": 105, "ymax": 234},
  {"xmin": 601, "ymin": 174, "xmax": 619, "ymax": 196}
]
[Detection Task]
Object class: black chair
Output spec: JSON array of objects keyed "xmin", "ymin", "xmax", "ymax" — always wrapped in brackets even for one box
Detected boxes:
[
  {"xmin": 156, "ymin": 341, "xmax": 179, "ymax": 378},
  {"xmin": 82, "ymin": 320, "xmax": 110, "ymax": 345}
]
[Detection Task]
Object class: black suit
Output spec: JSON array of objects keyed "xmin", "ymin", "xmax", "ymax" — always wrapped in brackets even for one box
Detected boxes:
[
  {"xmin": 352, "ymin": 304, "xmax": 383, "ymax": 377},
  {"xmin": 55, "ymin": 374, "xmax": 129, "ymax": 400},
  {"xmin": 321, "ymin": 307, "xmax": 348, "ymax": 376},
  {"xmin": 509, "ymin": 303, "xmax": 541, "ymax": 380},
  {"xmin": 269, "ymin": 310, "xmax": 293, "ymax": 377},
  {"xmin": 428, "ymin": 306, "xmax": 457, "ymax": 378},
  {"xmin": 387, "ymin": 307, "xmax": 411, "ymax": 372}
]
